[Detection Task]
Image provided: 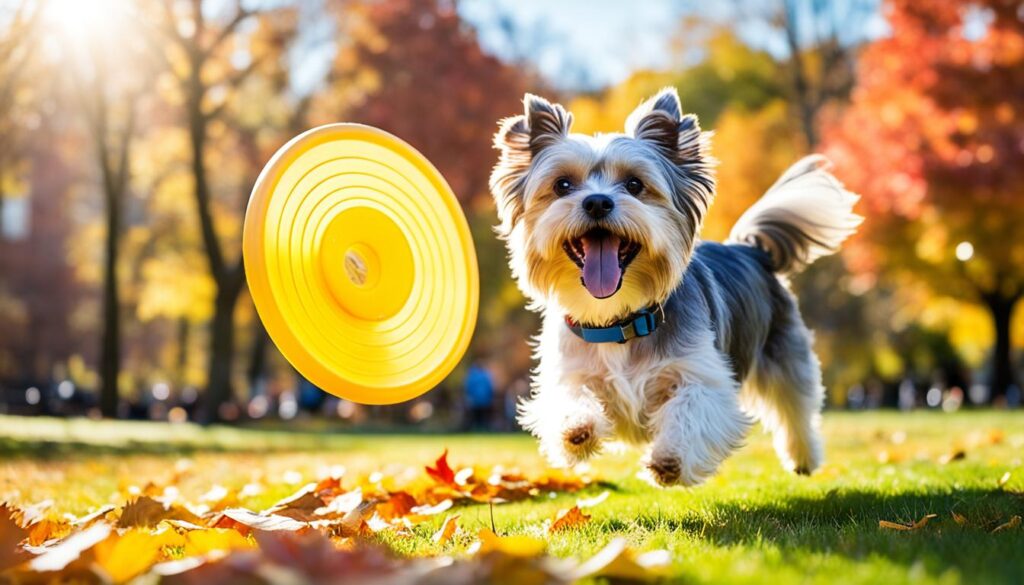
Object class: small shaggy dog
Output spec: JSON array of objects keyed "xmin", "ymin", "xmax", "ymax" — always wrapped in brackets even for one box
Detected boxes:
[{"xmin": 489, "ymin": 88, "xmax": 861, "ymax": 487}]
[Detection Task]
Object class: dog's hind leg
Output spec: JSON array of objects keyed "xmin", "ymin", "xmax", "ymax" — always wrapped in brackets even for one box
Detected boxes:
[{"xmin": 743, "ymin": 302, "xmax": 825, "ymax": 475}]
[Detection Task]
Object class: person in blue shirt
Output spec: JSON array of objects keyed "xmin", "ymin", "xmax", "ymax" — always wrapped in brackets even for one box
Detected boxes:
[{"xmin": 463, "ymin": 361, "xmax": 494, "ymax": 431}]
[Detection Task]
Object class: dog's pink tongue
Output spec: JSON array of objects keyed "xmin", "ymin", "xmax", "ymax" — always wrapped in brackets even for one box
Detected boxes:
[{"xmin": 581, "ymin": 232, "xmax": 622, "ymax": 299}]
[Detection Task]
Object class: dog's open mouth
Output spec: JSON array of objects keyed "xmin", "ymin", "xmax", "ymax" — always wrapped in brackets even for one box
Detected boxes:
[{"xmin": 562, "ymin": 228, "xmax": 641, "ymax": 299}]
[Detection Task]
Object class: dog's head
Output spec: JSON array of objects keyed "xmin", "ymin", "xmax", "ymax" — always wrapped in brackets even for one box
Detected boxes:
[{"xmin": 490, "ymin": 88, "xmax": 715, "ymax": 325}]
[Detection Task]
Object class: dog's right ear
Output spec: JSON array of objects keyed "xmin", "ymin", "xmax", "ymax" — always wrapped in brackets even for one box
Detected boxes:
[{"xmin": 490, "ymin": 94, "xmax": 572, "ymax": 235}]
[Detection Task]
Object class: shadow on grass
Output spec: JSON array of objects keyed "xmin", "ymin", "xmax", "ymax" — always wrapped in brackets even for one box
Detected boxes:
[{"xmin": 614, "ymin": 487, "xmax": 1024, "ymax": 583}]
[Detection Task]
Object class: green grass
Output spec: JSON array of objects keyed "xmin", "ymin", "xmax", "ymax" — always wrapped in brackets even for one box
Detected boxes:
[{"xmin": 1, "ymin": 411, "xmax": 1023, "ymax": 584}]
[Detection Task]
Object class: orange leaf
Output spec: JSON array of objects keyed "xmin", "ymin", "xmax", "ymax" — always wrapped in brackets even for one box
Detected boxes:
[
  {"xmin": 951, "ymin": 511, "xmax": 967, "ymax": 526},
  {"xmin": 118, "ymin": 496, "xmax": 200, "ymax": 528},
  {"xmin": 991, "ymin": 515, "xmax": 1021, "ymax": 534},
  {"xmin": 28, "ymin": 522, "xmax": 111, "ymax": 573},
  {"xmin": 432, "ymin": 514, "xmax": 459, "ymax": 546},
  {"xmin": 426, "ymin": 449, "xmax": 456, "ymax": 486},
  {"xmin": 569, "ymin": 538, "xmax": 671, "ymax": 581},
  {"xmin": 549, "ymin": 506, "xmax": 591, "ymax": 533}
]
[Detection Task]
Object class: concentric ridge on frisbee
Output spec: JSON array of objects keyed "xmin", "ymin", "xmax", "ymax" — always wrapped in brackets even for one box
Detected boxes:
[{"xmin": 243, "ymin": 123, "xmax": 478, "ymax": 405}]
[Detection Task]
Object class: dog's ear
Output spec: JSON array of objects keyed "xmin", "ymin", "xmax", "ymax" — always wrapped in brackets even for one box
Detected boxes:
[
  {"xmin": 490, "ymin": 94, "xmax": 572, "ymax": 235},
  {"xmin": 626, "ymin": 87, "xmax": 716, "ymax": 228},
  {"xmin": 625, "ymin": 87, "xmax": 709, "ymax": 166}
]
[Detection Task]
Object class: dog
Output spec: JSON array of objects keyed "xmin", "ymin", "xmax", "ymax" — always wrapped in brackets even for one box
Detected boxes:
[{"xmin": 489, "ymin": 88, "xmax": 861, "ymax": 487}]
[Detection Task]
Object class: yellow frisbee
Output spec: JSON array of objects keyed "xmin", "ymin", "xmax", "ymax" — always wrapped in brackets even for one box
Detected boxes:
[{"xmin": 243, "ymin": 124, "xmax": 479, "ymax": 404}]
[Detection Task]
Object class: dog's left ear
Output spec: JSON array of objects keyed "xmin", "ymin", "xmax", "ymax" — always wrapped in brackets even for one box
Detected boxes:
[
  {"xmin": 625, "ymin": 87, "xmax": 709, "ymax": 164},
  {"xmin": 626, "ymin": 87, "xmax": 715, "ymax": 226}
]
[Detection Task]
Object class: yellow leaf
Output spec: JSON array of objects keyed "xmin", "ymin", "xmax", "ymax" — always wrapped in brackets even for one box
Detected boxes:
[
  {"xmin": 991, "ymin": 515, "xmax": 1021, "ymax": 534},
  {"xmin": 569, "ymin": 538, "xmax": 671, "ymax": 581},
  {"xmin": 997, "ymin": 471, "xmax": 1012, "ymax": 489},
  {"xmin": 549, "ymin": 506, "xmax": 591, "ymax": 533},
  {"xmin": 92, "ymin": 529, "xmax": 166, "ymax": 583},
  {"xmin": 183, "ymin": 528, "xmax": 254, "ymax": 555},
  {"xmin": 431, "ymin": 514, "xmax": 459, "ymax": 546},
  {"xmin": 477, "ymin": 528, "xmax": 546, "ymax": 557},
  {"xmin": 879, "ymin": 513, "xmax": 937, "ymax": 531},
  {"xmin": 29, "ymin": 522, "xmax": 111, "ymax": 573}
]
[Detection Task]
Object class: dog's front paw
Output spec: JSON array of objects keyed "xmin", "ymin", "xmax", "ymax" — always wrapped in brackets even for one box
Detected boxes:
[
  {"xmin": 562, "ymin": 420, "xmax": 601, "ymax": 462},
  {"xmin": 645, "ymin": 455, "xmax": 682, "ymax": 487}
]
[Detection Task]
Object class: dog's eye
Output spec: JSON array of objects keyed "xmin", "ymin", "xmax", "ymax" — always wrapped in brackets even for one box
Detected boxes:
[
  {"xmin": 625, "ymin": 177, "xmax": 644, "ymax": 196},
  {"xmin": 553, "ymin": 177, "xmax": 574, "ymax": 197}
]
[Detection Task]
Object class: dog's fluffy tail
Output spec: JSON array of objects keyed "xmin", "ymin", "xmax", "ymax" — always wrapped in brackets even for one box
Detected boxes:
[{"xmin": 727, "ymin": 155, "xmax": 862, "ymax": 274}]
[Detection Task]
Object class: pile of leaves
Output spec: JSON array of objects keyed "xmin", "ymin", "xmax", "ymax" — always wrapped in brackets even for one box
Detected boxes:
[{"xmin": 0, "ymin": 451, "xmax": 669, "ymax": 584}]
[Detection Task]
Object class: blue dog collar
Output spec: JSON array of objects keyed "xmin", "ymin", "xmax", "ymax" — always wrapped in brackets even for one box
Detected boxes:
[{"xmin": 565, "ymin": 304, "xmax": 666, "ymax": 344}]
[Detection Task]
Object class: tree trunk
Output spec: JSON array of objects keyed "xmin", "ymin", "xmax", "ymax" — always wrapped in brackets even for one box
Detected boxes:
[
  {"xmin": 98, "ymin": 189, "xmax": 120, "ymax": 417},
  {"xmin": 202, "ymin": 286, "xmax": 241, "ymax": 423},
  {"xmin": 175, "ymin": 317, "xmax": 189, "ymax": 390},
  {"xmin": 247, "ymin": 318, "xmax": 270, "ymax": 397},
  {"xmin": 985, "ymin": 294, "xmax": 1019, "ymax": 401}
]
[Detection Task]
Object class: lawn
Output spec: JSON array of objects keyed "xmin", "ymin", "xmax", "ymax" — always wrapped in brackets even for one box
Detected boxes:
[{"xmin": 1, "ymin": 411, "xmax": 1022, "ymax": 584}]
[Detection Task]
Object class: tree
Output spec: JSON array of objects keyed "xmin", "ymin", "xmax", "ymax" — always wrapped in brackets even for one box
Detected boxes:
[
  {"xmin": 323, "ymin": 0, "xmax": 532, "ymax": 205},
  {"xmin": 0, "ymin": 1, "xmax": 41, "ymax": 230},
  {"xmin": 145, "ymin": 0, "xmax": 299, "ymax": 421},
  {"xmin": 733, "ymin": 0, "xmax": 875, "ymax": 147},
  {"xmin": 824, "ymin": 0, "xmax": 1024, "ymax": 399}
]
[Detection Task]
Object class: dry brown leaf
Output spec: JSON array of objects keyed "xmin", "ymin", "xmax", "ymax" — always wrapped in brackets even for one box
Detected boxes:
[
  {"xmin": 119, "ymin": 495, "xmax": 201, "ymax": 528},
  {"xmin": 263, "ymin": 483, "xmax": 326, "ymax": 521},
  {"xmin": 879, "ymin": 513, "xmax": 937, "ymax": 531},
  {"xmin": 432, "ymin": 514, "xmax": 460, "ymax": 546},
  {"xmin": 549, "ymin": 505, "xmax": 591, "ymax": 533},
  {"xmin": 0, "ymin": 504, "xmax": 29, "ymax": 570},
  {"xmin": 951, "ymin": 511, "xmax": 967, "ymax": 526},
  {"xmin": 991, "ymin": 515, "xmax": 1021, "ymax": 534}
]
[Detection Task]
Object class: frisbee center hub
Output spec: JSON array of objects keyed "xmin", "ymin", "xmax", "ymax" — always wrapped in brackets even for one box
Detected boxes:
[{"xmin": 320, "ymin": 207, "xmax": 414, "ymax": 321}]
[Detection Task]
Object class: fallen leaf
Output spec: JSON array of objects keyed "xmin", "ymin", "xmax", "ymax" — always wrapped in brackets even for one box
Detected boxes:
[
  {"xmin": 951, "ymin": 511, "xmax": 967, "ymax": 526},
  {"xmin": 938, "ymin": 449, "xmax": 966, "ymax": 465},
  {"xmin": 410, "ymin": 499, "xmax": 453, "ymax": 516},
  {"xmin": 432, "ymin": 515, "xmax": 459, "ymax": 546},
  {"xmin": 477, "ymin": 528, "xmax": 546, "ymax": 557},
  {"xmin": 263, "ymin": 483, "xmax": 325, "ymax": 521},
  {"xmin": 92, "ymin": 528, "xmax": 181, "ymax": 583},
  {"xmin": 569, "ymin": 538, "xmax": 670, "ymax": 581},
  {"xmin": 221, "ymin": 508, "xmax": 307, "ymax": 533},
  {"xmin": 0, "ymin": 504, "xmax": 29, "ymax": 570},
  {"xmin": 119, "ymin": 496, "xmax": 200, "ymax": 528},
  {"xmin": 991, "ymin": 515, "xmax": 1021, "ymax": 534},
  {"xmin": 28, "ymin": 522, "xmax": 111, "ymax": 573},
  {"xmin": 182, "ymin": 528, "xmax": 254, "ymax": 555},
  {"xmin": 576, "ymin": 491, "xmax": 610, "ymax": 508},
  {"xmin": 425, "ymin": 449, "xmax": 457, "ymax": 487},
  {"xmin": 27, "ymin": 517, "xmax": 71, "ymax": 546},
  {"xmin": 998, "ymin": 471, "xmax": 1012, "ymax": 489},
  {"xmin": 879, "ymin": 513, "xmax": 937, "ymax": 531},
  {"xmin": 549, "ymin": 506, "xmax": 591, "ymax": 533}
]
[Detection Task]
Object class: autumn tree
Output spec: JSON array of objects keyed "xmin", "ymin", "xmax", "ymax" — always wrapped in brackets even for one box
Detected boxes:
[
  {"xmin": 144, "ymin": 0, "xmax": 300, "ymax": 421},
  {"xmin": 824, "ymin": 0, "xmax": 1024, "ymax": 399},
  {"xmin": 323, "ymin": 0, "xmax": 532, "ymax": 205},
  {"xmin": 0, "ymin": 1, "xmax": 41, "ymax": 230}
]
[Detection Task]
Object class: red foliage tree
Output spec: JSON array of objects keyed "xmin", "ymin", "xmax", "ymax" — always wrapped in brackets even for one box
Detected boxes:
[
  {"xmin": 824, "ymin": 0, "xmax": 1024, "ymax": 399},
  {"xmin": 326, "ymin": 0, "xmax": 534, "ymax": 204}
]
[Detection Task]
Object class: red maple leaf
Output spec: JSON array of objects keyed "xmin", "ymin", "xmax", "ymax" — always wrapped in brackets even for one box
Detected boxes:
[{"xmin": 425, "ymin": 450, "xmax": 456, "ymax": 486}]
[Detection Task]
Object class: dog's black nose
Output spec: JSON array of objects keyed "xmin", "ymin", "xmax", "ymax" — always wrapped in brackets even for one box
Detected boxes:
[{"xmin": 582, "ymin": 194, "xmax": 614, "ymax": 219}]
